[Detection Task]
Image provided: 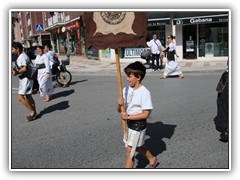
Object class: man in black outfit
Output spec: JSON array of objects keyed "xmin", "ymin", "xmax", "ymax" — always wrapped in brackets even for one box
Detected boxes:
[{"xmin": 214, "ymin": 63, "xmax": 229, "ymax": 142}]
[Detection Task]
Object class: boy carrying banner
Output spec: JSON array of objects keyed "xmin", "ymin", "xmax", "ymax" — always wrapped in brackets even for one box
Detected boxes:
[{"xmin": 117, "ymin": 61, "xmax": 159, "ymax": 168}]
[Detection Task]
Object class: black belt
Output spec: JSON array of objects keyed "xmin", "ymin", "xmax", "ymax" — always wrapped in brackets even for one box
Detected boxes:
[
  {"xmin": 36, "ymin": 64, "xmax": 46, "ymax": 69},
  {"xmin": 127, "ymin": 120, "xmax": 147, "ymax": 131}
]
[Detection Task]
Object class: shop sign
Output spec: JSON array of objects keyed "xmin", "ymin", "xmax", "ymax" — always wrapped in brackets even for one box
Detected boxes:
[
  {"xmin": 66, "ymin": 21, "xmax": 80, "ymax": 31},
  {"xmin": 186, "ymin": 40, "xmax": 194, "ymax": 52},
  {"xmin": 174, "ymin": 15, "xmax": 228, "ymax": 25},
  {"xmin": 148, "ymin": 19, "xmax": 170, "ymax": 26},
  {"xmin": 124, "ymin": 48, "xmax": 146, "ymax": 58}
]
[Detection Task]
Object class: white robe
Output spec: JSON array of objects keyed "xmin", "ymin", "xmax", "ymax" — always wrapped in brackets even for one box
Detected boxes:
[
  {"xmin": 163, "ymin": 42, "xmax": 183, "ymax": 76},
  {"xmin": 35, "ymin": 54, "xmax": 54, "ymax": 97}
]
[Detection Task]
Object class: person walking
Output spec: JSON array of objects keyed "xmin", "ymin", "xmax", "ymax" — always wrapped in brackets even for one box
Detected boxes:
[
  {"xmin": 117, "ymin": 61, "xmax": 159, "ymax": 168},
  {"xmin": 214, "ymin": 61, "xmax": 229, "ymax": 142},
  {"xmin": 148, "ymin": 34, "xmax": 162, "ymax": 70},
  {"xmin": 160, "ymin": 35, "xmax": 184, "ymax": 79},
  {"xmin": 44, "ymin": 44, "xmax": 68, "ymax": 87},
  {"xmin": 12, "ymin": 42, "xmax": 38, "ymax": 121},
  {"xmin": 35, "ymin": 45, "xmax": 54, "ymax": 102}
]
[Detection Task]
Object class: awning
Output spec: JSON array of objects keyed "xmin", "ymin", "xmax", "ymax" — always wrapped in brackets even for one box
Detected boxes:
[{"xmin": 148, "ymin": 18, "xmax": 170, "ymax": 26}]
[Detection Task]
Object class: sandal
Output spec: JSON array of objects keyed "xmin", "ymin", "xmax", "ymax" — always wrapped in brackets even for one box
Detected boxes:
[
  {"xmin": 147, "ymin": 157, "xmax": 159, "ymax": 168},
  {"xmin": 179, "ymin": 74, "xmax": 184, "ymax": 79},
  {"xmin": 44, "ymin": 96, "xmax": 51, "ymax": 102},
  {"xmin": 63, "ymin": 84, "xmax": 68, "ymax": 88},
  {"xmin": 160, "ymin": 76, "xmax": 166, "ymax": 79},
  {"xmin": 26, "ymin": 112, "xmax": 38, "ymax": 121}
]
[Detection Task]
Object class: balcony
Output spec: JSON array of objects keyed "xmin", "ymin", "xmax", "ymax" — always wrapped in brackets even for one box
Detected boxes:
[{"xmin": 46, "ymin": 13, "xmax": 65, "ymax": 31}]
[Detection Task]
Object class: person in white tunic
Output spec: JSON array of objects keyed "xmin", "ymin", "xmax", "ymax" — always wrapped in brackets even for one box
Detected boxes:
[
  {"xmin": 11, "ymin": 42, "xmax": 38, "ymax": 121},
  {"xmin": 35, "ymin": 46, "xmax": 54, "ymax": 102},
  {"xmin": 44, "ymin": 44, "xmax": 67, "ymax": 87},
  {"xmin": 117, "ymin": 61, "xmax": 159, "ymax": 168},
  {"xmin": 160, "ymin": 35, "xmax": 184, "ymax": 79}
]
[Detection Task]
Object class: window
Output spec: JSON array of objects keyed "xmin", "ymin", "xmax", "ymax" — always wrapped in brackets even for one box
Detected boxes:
[{"xmin": 199, "ymin": 22, "xmax": 228, "ymax": 57}]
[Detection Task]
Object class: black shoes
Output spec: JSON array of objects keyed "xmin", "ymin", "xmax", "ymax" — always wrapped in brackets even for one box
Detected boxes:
[{"xmin": 219, "ymin": 131, "xmax": 228, "ymax": 142}]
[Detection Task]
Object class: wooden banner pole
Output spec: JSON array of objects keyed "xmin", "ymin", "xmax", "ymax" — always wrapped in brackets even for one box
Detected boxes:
[{"xmin": 115, "ymin": 48, "xmax": 127, "ymax": 141}]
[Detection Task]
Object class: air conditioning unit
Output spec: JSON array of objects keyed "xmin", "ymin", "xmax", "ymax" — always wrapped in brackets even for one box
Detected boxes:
[{"xmin": 205, "ymin": 43, "xmax": 214, "ymax": 57}]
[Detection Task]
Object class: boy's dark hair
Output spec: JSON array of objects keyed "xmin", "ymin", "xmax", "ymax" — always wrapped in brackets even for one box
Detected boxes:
[
  {"xmin": 124, "ymin": 61, "xmax": 146, "ymax": 81},
  {"xmin": 12, "ymin": 42, "xmax": 23, "ymax": 53},
  {"xmin": 45, "ymin": 44, "xmax": 52, "ymax": 50},
  {"xmin": 36, "ymin": 45, "xmax": 44, "ymax": 50}
]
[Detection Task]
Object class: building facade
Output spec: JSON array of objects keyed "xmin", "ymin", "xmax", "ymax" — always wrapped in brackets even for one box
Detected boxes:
[
  {"xmin": 15, "ymin": 12, "xmax": 51, "ymax": 48},
  {"xmin": 43, "ymin": 12, "xmax": 84, "ymax": 55},
  {"xmin": 117, "ymin": 11, "xmax": 229, "ymax": 61},
  {"xmin": 12, "ymin": 10, "xmax": 229, "ymax": 61}
]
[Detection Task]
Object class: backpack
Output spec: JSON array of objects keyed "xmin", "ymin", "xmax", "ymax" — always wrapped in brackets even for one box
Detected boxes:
[
  {"xmin": 53, "ymin": 56, "xmax": 60, "ymax": 67},
  {"xmin": 25, "ymin": 61, "xmax": 38, "ymax": 80},
  {"xmin": 14, "ymin": 56, "xmax": 37, "ymax": 80},
  {"xmin": 140, "ymin": 49, "xmax": 151, "ymax": 60}
]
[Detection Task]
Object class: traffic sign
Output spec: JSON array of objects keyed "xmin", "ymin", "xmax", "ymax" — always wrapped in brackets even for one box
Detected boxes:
[{"xmin": 36, "ymin": 24, "xmax": 44, "ymax": 32}]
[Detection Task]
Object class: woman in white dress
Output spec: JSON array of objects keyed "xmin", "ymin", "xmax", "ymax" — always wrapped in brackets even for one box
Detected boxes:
[
  {"xmin": 44, "ymin": 44, "xmax": 67, "ymax": 87},
  {"xmin": 160, "ymin": 35, "xmax": 184, "ymax": 79},
  {"xmin": 35, "ymin": 46, "xmax": 54, "ymax": 102}
]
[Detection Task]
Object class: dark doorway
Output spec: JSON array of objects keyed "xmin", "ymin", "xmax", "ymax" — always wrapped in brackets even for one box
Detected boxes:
[{"xmin": 183, "ymin": 25, "xmax": 197, "ymax": 59}]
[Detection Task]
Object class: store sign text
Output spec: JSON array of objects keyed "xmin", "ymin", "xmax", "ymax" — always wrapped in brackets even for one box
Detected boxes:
[
  {"xmin": 190, "ymin": 18, "xmax": 212, "ymax": 24},
  {"xmin": 125, "ymin": 48, "xmax": 146, "ymax": 58}
]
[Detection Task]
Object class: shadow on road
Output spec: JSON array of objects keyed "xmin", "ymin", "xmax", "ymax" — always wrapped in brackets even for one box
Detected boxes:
[
  {"xmin": 69, "ymin": 79, "xmax": 88, "ymax": 86},
  {"xmin": 38, "ymin": 101, "xmax": 70, "ymax": 118},
  {"xmin": 51, "ymin": 89, "xmax": 75, "ymax": 100},
  {"xmin": 135, "ymin": 121, "xmax": 177, "ymax": 168}
]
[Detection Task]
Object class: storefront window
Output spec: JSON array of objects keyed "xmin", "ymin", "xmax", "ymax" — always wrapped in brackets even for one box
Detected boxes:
[
  {"xmin": 199, "ymin": 22, "xmax": 228, "ymax": 57},
  {"xmin": 69, "ymin": 31, "xmax": 79, "ymax": 55},
  {"xmin": 59, "ymin": 32, "xmax": 67, "ymax": 55},
  {"xmin": 147, "ymin": 26, "xmax": 166, "ymax": 46}
]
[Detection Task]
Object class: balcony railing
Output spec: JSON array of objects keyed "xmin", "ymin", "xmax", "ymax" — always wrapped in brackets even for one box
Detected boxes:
[{"xmin": 48, "ymin": 13, "xmax": 64, "ymax": 27}]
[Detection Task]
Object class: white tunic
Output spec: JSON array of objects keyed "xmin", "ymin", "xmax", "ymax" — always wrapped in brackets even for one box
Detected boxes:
[
  {"xmin": 164, "ymin": 42, "xmax": 183, "ymax": 76},
  {"xmin": 16, "ymin": 53, "xmax": 33, "ymax": 95},
  {"xmin": 123, "ymin": 85, "xmax": 153, "ymax": 147},
  {"xmin": 35, "ymin": 54, "xmax": 54, "ymax": 97},
  {"xmin": 46, "ymin": 50, "xmax": 54, "ymax": 69}
]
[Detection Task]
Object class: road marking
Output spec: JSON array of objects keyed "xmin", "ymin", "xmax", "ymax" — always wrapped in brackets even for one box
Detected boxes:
[{"xmin": 12, "ymin": 88, "xmax": 18, "ymax": 94}]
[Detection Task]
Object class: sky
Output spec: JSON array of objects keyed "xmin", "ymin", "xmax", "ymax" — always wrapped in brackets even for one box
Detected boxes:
[{"xmin": 2, "ymin": 0, "xmax": 239, "ymax": 179}]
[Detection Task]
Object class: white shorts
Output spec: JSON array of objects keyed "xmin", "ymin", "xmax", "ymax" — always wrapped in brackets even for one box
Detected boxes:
[
  {"xmin": 18, "ymin": 77, "xmax": 33, "ymax": 95},
  {"xmin": 126, "ymin": 128, "xmax": 146, "ymax": 147}
]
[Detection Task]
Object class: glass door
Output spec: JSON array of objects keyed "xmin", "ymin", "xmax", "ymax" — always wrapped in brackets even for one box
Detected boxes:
[{"xmin": 183, "ymin": 25, "xmax": 197, "ymax": 59}]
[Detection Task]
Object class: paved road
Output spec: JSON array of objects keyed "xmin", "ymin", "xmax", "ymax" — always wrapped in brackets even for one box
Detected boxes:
[{"xmin": 10, "ymin": 72, "xmax": 229, "ymax": 169}]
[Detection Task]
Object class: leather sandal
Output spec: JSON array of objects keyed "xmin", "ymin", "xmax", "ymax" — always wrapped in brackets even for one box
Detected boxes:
[
  {"xmin": 26, "ymin": 112, "xmax": 38, "ymax": 121},
  {"xmin": 147, "ymin": 157, "xmax": 159, "ymax": 168}
]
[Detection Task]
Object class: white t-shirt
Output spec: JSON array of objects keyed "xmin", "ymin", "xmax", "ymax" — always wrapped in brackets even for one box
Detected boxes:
[
  {"xmin": 149, "ymin": 39, "xmax": 161, "ymax": 54},
  {"xmin": 16, "ymin": 52, "xmax": 30, "ymax": 68},
  {"xmin": 46, "ymin": 51, "xmax": 54, "ymax": 68},
  {"xmin": 123, "ymin": 85, "xmax": 153, "ymax": 115}
]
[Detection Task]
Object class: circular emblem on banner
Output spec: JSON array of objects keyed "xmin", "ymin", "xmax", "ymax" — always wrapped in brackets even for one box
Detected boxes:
[{"xmin": 100, "ymin": 12, "xmax": 126, "ymax": 25}]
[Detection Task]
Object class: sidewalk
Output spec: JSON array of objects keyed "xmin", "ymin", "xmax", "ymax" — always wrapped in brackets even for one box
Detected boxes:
[{"xmin": 59, "ymin": 55, "xmax": 228, "ymax": 75}]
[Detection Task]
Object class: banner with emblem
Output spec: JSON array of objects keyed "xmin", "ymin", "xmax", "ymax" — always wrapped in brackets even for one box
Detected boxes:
[
  {"xmin": 84, "ymin": 12, "xmax": 148, "ymax": 50},
  {"xmin": 84, "ymin": 11, "xmax": 148, "ymax": 144}
]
